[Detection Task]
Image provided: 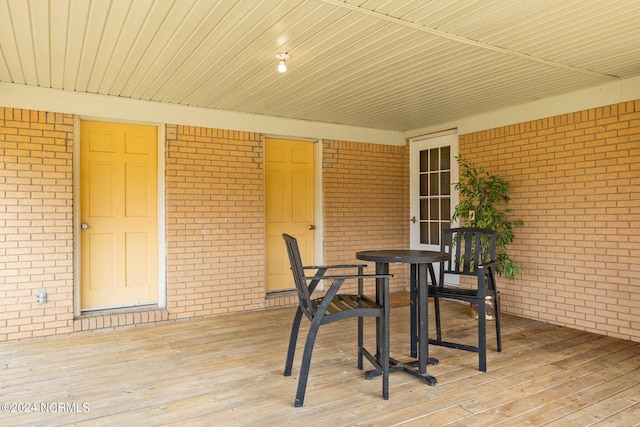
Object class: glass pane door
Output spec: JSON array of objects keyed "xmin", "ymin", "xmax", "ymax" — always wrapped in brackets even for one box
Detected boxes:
[
  {"xmin": 410, "ymin": 131, "xmax": 458, "ymax": 251},
  {"xmin": 419, "ymin": 146, "xmax": 451, "ymax": 246}
]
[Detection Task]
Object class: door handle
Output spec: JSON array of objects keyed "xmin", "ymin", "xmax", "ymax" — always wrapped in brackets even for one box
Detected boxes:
[
  {"xmin": 81, "ymin": 223, "xmax": 89, "ymax": 230},
  {"xmin": 309, "ymin": 225, "xmax": 316, "ymax": 230},
  {"xmin": 411, "ymin": 216, "xmax": 417, "ymax": 223}
]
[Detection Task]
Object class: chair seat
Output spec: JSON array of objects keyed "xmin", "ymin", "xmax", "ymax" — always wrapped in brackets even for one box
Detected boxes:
[
  {"xmin": 428, "ymin": 285, "xmax": 479, "ymax": 300},
  {"xmin": 315, "ymin": 294, "xmax": 379, "ymax": 315}
]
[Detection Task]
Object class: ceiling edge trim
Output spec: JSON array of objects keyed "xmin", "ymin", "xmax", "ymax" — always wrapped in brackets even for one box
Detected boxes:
[
  {"xmin": 404, "ymin": 75, "xmax": 640, "ymax": 139},
  {"xmin": 0, "ymin": 83, "xmax": 405, "ymax": 146}
]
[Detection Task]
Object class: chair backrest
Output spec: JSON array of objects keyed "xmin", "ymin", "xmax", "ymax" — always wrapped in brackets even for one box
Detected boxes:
[
  {"xmin": 282, "ymin": 234, "xmax": 315, "ymax": 319},
  {"xmin": 440, "ymin": 227, "xmax": 497, "ymax": 277}
]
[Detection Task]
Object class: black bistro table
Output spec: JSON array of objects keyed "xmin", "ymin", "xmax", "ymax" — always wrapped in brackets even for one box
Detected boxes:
[{"xmin": 356, "ymin": 249, "xmax": 449, "ymax": 385}]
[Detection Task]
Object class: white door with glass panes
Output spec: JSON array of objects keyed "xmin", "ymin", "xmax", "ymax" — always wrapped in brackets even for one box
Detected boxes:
[{"xmin": 409, "ymin": 131, "xmax": 459, "ymax": 285}]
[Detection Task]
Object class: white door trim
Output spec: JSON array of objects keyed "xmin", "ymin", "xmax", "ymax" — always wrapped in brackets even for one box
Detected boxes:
[
  {"xmin": 314, "ymin": 140, "xmax": 324, "ymax": 266},
  {"xmin": 409, "ymin": 130, "xmax": 460, "ymax": 285},
  {"xmin": 409, "ymin": 130, "xmax": 459, "ymax": 250}
]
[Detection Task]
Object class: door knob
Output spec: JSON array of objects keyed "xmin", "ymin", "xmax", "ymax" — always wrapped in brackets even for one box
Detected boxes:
[
  {"xmin": 309, "ymin": 225, "xmax": 316, "ymax": 230},
  {"xmin": 411, "ymin": 216, "xmax": 417, "ymax": 223},
  {"xmin": 81, "ymin": 223, "xmax": 89, "ymax": 230}
]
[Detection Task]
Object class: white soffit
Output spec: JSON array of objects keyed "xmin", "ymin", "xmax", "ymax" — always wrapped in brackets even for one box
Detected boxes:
[{"xmin": 0, "ymin": 0, "xmax": 639, "ymax": 134}]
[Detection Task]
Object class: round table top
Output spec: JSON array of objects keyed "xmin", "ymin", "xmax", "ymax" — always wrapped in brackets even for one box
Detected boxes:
[{"xmin": 356, "ymin": 249, "xmax": 449, "ymax": 264}]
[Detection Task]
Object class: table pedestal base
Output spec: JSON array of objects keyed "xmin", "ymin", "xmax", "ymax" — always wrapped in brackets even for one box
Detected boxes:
[{"xmin": 365, "ymin": 357, "xmax": 438, "ymax": 385}]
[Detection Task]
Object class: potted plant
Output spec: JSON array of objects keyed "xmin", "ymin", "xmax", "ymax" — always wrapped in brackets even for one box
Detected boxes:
[{"xmin": 452, "ymin": 156, "xmax": 524, "ymax": 318}]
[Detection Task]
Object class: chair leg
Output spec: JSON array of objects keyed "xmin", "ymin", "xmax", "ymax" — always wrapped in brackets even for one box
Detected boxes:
[
  {"xmin": 357, "ymin": 316, "xmax": 364, "ymax": 370},
  {"xmin": 284, "ymin": 307, "xmax": 303, "ymax": 376},
  {"xmin": 358, "ymin": 273, "xmax": 365, "ymax": 370},
  {"xmin": 477, "ymin": 297, "xmax": 487, "ymax": 372},
  {"xmin": 381, "ymin": 296, "xmax": 390, "ymax": 400},
  {"xmin": 494, "ymin": 291, "xmax": 502, "ymax": 352},
  {"xmin": 434, "ymin": 296, "xmax": 442, "ymax": 341},
  {"xmin": 294, "ymin": 318, "xmax": 322, "ymax": 407},
  {"xmin": 409, "ymin": 264, "xmax": 417, "ymax": 357}
]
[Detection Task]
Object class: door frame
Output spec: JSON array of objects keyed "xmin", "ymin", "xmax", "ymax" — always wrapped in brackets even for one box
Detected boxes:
[
  {"xmin": 409, "ymin": 129, "xmax": 460, "ymax": 250},
  {"xmin": 73, "ymin": 117, "xmax": 167, "ymax": 316},
  {"xmin": 313, "ymin": 139, "xmax": 324, "ymax": 266},
  {"xmin": 409, "ymin": 130, "xmax": 460, "ymax": 285}
]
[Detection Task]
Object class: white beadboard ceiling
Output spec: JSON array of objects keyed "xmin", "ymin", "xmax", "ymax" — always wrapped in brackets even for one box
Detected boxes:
[{"xmin": 1, "ymin": 0, "xmax": 639, "ymax": 132}]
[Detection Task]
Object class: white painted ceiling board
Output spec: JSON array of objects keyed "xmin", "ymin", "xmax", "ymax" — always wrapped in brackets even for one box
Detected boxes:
[{"xmin": 1, "ymin": 0, "xmax": 639, "ymax": 132}]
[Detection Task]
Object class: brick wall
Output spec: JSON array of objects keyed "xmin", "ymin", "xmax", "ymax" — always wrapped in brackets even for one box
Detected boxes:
[
  {"xmin": 165, "ymin": 125, "xmax": 266, "ymax": 318},
  {"xmin": 323, "ymin": 139, "xmax": 410, "ymax": 294},
  {"xmin": 0, "ymin": 113, "xmax": 411, "ymax": 342},
  {"xmin": 3, "ymin": 101, "xmax": 637, "ymax": 344},
  {"xmin": 0, "ymin": 108, "xmax": 75, "ymax": 341},
  {"xmin": 460, "ymin": 100, "xmax": 640, "ymax": 342}
]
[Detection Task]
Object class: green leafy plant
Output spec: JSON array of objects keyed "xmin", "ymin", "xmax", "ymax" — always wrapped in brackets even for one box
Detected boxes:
[{"xmin": 452, "ymin": 156, "xmax": 524, "ymax": 280}]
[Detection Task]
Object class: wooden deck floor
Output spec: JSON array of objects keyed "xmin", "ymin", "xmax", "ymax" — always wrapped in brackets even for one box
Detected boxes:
[{"xmin": 1, "ymin": 297, "xmax": 639, "ymax": 426}]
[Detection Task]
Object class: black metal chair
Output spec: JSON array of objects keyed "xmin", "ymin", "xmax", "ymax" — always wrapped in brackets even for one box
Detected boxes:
[
  {"xmin": 428, "ymin": 227, "xmax": 502, "ymax": 372},
  {"xmin": 282, "ymin": 233, "xmax": 391, "ymax": 407}
]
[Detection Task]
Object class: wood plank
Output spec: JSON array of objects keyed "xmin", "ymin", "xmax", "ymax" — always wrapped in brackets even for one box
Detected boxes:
[
  {"xmin": 545, "ymin": 383, "xmax": 640, "ymax": 426},
  {"xmin": 591, "ymin": 400, "xmax": 640, "ymax": 426},
  {"xmin": 0, "ymin": 298, "xmax": 638, "ymax": 426},
  {"xmin": 498, "ymin": 372, "xmax": 640, "ymax": 425}
]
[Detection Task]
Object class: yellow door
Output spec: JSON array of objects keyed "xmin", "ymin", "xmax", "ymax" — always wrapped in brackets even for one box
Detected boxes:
[
  {"xmin": 80, "ymin": 121, "xmax": 158, "ymax": 309},
  {"xmin": 265, "ymin": 138, "xmax": 315, "ymax": 291}
]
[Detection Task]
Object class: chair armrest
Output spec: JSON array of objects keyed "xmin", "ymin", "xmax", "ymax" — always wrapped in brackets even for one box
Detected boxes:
[
  {"xmin": 306, "ymin": 273, "xmax": 392, "ymax": 281},
  {"xmin": 303, "ymin": 265, "xmax": 373, "ymax": 294},
  {"xmin": 311, "ymin": 274, "xmax": 393, "ymax": 301},
  {"xmin": 478, "ymin": 259, "xmax": 498, "ymax": 269},
  {"xmin": 303, "ymin": 264, "xmax": 367, "ymax": 270}
]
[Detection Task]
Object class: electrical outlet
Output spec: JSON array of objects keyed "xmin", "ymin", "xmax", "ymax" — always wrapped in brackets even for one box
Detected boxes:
[
  {"xmin": 469, "ymin": 210, "xmax": 475, "ymax": 221},
  {"xmin": 37, "ymin": 291, "xmax": 47, "ymax": 304}
]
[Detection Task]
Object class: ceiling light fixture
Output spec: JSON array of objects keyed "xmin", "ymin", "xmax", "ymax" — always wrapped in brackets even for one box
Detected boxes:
[{"xmin": 275, "ymin": 52, "xmax": 290, "ymax": 73}]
